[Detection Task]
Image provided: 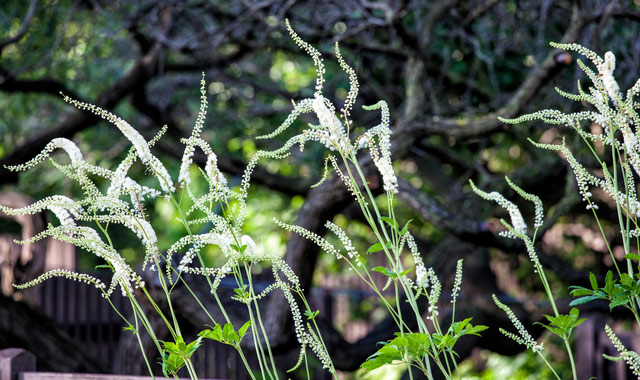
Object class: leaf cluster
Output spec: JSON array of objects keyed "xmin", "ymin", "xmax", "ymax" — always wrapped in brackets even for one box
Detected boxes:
[
  {"xmin": 160, "ymin": 337, "xmax": 202, "ymax": 378},
  {"xmin": 198, "ymin": 321, "xmax": 252, "ymax": 349},
  {"xmin": 362, "ymin": 318, "xmax": 487, "ymax": 372},
  {"xmin": 570, "ymin": 270, "xmax": 640, "ymax": 312}
]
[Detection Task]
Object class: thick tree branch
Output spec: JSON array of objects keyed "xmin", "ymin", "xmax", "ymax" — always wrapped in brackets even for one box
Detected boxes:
[
  {"xmin": 405, "ymin": 1, "xmax": 584, "ymax": 139},
  {"xmin": 0, "ymin": 72, "xmax": 83, "ymax": 101}
]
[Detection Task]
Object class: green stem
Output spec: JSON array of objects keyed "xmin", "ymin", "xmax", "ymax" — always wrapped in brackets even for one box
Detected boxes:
[
  {"xmin": 564, "ymin": 338, "xmax": 577, "ymax": 380},
  {"xmin": 129, "ymin": 298, "xmax": 155, "ymax": 379}
]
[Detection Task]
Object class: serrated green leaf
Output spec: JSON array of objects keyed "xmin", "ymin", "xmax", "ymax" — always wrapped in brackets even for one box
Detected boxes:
[
  {"xmin": 186, "ymin": 338, "xmax": 202, "ymax": 356},
  {"xmin": 199, "ymin": 324, "xmax": 224, "ymax": 342},
  {"xmin": 610, "ymin": 296, "xmax": 631, "ymax": 310},
  {"xmin": 223, "ymin": 323, "xmax": 236, "ymax": 342},
  {"xmin": 466, "ymin": 324, "xmax": 488, "ymax": 335},
  {"xmin": 624, "ymin": 253, "xmax": 640, "ymax": 261}
]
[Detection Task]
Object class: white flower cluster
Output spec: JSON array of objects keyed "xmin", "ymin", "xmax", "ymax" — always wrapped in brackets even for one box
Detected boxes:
[
  {"xmin": 274, "ymin": 218, "xmax": 341, "ymax": 258},
  {"xmin": 4, "ymin": 137, "xmax": 83, "ymax": 172},
  {"xmin": 312, "ymin": 95, "xmax": 351, "ymax": 152},
  {"xmin": 61, "ymin": 94, "xmax": 174, "ymax": 193},
  {"xmin": 324, "ymin": 221, "xmax": 358, "ymax": 260},
  {"xmin": 502, "ymin": 43, "xmax": 640, "ymax": 220},
  {"xmin": 285, "ymin": 19, "xmax": 325, "ymax": 96},
  {"xmin": 605, "ymin": 324, "xmax": 640, "ymax": 377},
  {"xmin": 505, "ymin": 177, "xmax": 544, "ymax": 229},
  {"xmin": 13, "ymin": 268, "xmax": 106, "ymax": 291},
  {"xmin": 251, "ymin": 25, "xmax": 399, "ymax": 194},
  {"xmin": 533, "ymin": 138, "xmax": 640, "ymax": 216},
  {"xmin": 0, "ymin": 195, "xmax": 82, "ymax": 227},
  {"xmin": 334, "ymin": 42, "xmax": 359, "ymax": 123},
  {"xmin": 451, "ymin": 259, "xmax": 463, "ymax": 304},
  {"xmin": 469, "ymin": 179, "xmax": 527, "ymax": 235},
  {"xmin": 360, "ymin": 101, "xmax": 398, "ymax": 193},
  {"xmin": 176, "ymin": 74, "xmax": 229, "ymax": 201},
  {"xmin": 598, "ymin": 52, "xmax": 622, "ymax": 103},
  {"xmin": 425, "ymin": 267, "xmax": 441, "ymax": 320},
  {"xmin": 181, "ymin": 137, "xmax": 229, "ymax": 197},
  {"xmin": 406, "ymin": 233, "xmax": 428, "ymax": 288},
  {"xmin": 18, "ymin": 224, "xmax": 142, "ymax": 297},
  {"xmin": 493, "ymin": 294, "xmax": 544, "ymax": 353}
]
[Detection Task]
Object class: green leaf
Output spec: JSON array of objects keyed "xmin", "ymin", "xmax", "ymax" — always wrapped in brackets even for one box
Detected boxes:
[
  {"xmin": 361, "ymin": 342, "xmax": 403, "ymax": 371},
  {"xmin": 380, "ymin": 217, "xmax": 398, "ymax": 230},
  {"xmin": 570, "ymin": 288, "xmax": 594, "ymax": 297},
  {"xmin": 610, "ymin": 295, "xmax": 631, "ymax": 310},
  {"xmin": 233, "ymin": 284, "xmax": 249, "ymax": 299},
  {"xmin": 400, "ymin": 220, "xmax": 413, "ymax": 236},
  {"xmin": 453, "ymin": 318, "xmax": 472, "ymax": 334},
  {"xmin": 620, "ymin": 273, "xmax": 634, "ymax": 287},
  {"xmin": 589, "ymin": 272, "xmax": 598, "ymax": 291},
  {"xmin": 304, "ymin": 310, "xmax": 319, "ymax": 320},
  {"xmin": 185, "ymin": 338, "xmax": 202, "ymax": 356},
  {"xmin": 199, "ymin": 324, "xmax": 223, "ymax": 342},
  {"xmin": 569, "ymin": 307, "xmax": 579, "ymax": 318},
  {"xmin": 573, "ymin": 318, "xmax": 586, "ymax": 328},
  {"xmin": 367, "ymin": 243, "xmax": 384, "ymax": 254},
  {"xmin": 605, "ymin": 271, "xmax": 615, "ymax": 293},
  {"xmin": 223, "ymin": 322, "xmax": 238, "ymax": 343},
  {"xmin": 569, "ymin": 295, "xmax": 602, "ymax": 306},
  {"xmin": 160, "ymin": 352, "xmax": 184, "ymax": 378},
  {"xmin": 466, "ymin": 324, "xmax": 489, "ymax": 335},
  {"xmin": 624, "ymin": 253, "xmax": 640, "ymax": 261},
  {"xmin": 238, "ymin": 321, "xmax": 252, "ymax": 339},
  {"xmin": 372, "ymin": 266, "xmax": 397, "ymax": 278}
]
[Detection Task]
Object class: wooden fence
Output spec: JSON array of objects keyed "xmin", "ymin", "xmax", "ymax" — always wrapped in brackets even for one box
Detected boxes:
[
  {"xmin": 25, "ymin": 274, "xmax": 381, "ymax": 379},
  {"xmin": 0, "ymin": 348, "xmax": 225, "ymax": 380},
  {"xmin": 7, "ymin": 262, "xmax": 640, "ymax": 379}
]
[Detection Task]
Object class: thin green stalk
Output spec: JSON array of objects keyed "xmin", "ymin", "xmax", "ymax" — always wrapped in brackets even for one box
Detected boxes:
[
  {"xmin": 245, "ymin": 263, "xmax": 279, "ymax": 378},
  {"xmin": 237, "ymin": 347, "xmax": 258, "ymax": 380},
  {"xmin": 564, "ymin": 338, "xmax": 577, "ymax": 380},
  {"xmin": 343, "ymin": 152, "xmax": 449, "ymax": 378},
  {"xmin": 406, "ymin": 354, "xmax": 415, "ymax": 380},
  {"xmin": 538, "ymin": 352, "xmax": 562, "ymax": 380},
  {"xmin": 184, "ymin": 358, "xmax": 199, "ymax": 380},
  {"xmin": 129, "ymin": 298, "xmax": 156, "ymax": 379},
  {"xmin": 245, "ymin": 296, "xmax": 268, "ymax": 380}
]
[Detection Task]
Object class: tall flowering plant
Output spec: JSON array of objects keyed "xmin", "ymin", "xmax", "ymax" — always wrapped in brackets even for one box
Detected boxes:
[
  {"xmin": 2, "ymin": 22, "xmax": 485, "ymax": 380},
  {"xmin": 473, "ymin": 42, "xmax": 640, "ymax": 378}
]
